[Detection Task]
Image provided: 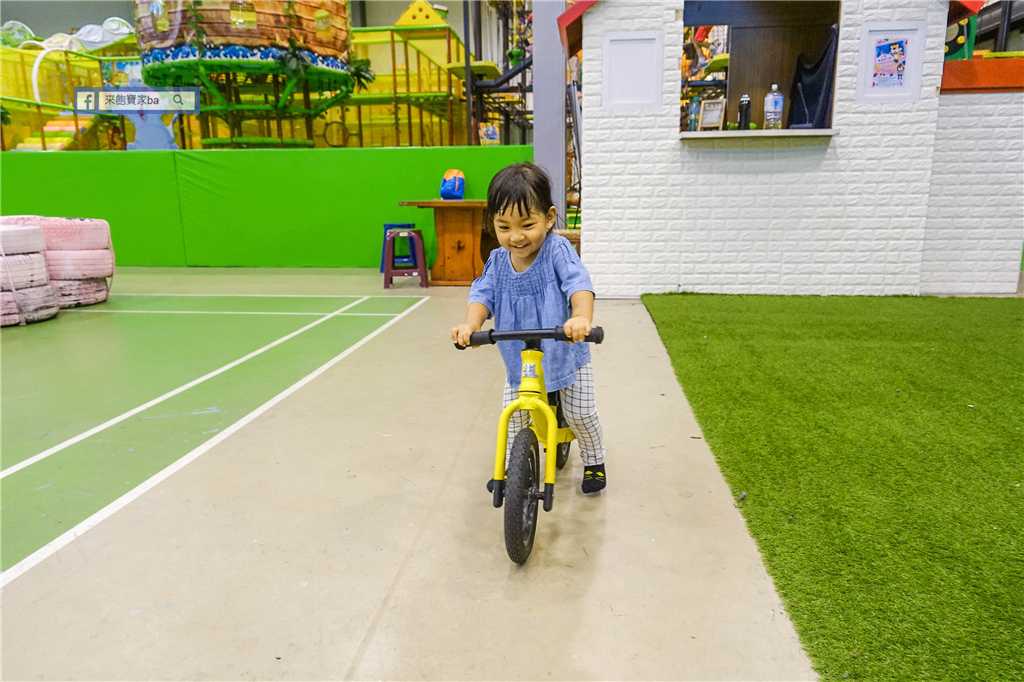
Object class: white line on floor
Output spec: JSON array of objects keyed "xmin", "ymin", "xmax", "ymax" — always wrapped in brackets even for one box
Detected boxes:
[
  {"xmin": 0, "ymin": 296, "xmax": 430, "ymax": 588},
  {"xmin": 61, "ymin": 310, "xmax": 398, "ymax": 316},
  {"xmin": 0, "ymin": 296, "xmax": 381, "ymax": 481}
]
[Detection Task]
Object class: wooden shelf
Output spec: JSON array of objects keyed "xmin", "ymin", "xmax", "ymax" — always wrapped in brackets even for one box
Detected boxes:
[{"xmin": 678, "ymin": 128, "xmax": 839, "ymax": 139}]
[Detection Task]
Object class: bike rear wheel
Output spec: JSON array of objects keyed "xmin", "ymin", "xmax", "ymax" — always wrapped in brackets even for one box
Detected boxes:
[
  {"xmin": 504, "ymin": 429, "xmax": 540, "ymax": 564},
  {"xmin": 550, "ymin": 391, "xmax": 571, "ymax": 470},
  {"xmin": 556, "ymin": 442, "xmax": 570, "ymax": 470}
]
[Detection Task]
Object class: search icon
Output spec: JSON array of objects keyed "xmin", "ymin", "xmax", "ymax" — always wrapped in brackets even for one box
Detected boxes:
[{"xmin": 172, "ymin": 94, "xmax": 184, "ymax": 106}]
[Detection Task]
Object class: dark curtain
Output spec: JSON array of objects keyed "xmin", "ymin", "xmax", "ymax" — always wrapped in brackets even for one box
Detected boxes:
[{"xmin": 787, "ymin": 23, "xmax": 839, "ymax": 129}]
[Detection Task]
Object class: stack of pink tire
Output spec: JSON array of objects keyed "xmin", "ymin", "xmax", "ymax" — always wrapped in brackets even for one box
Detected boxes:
[
  {"xmin": 1, "ymin": 223, "xmax": 59, "ymax": 327},
  {"xmin": 0, "ymin": 215, "xmax": 114, "ymax": 309}
]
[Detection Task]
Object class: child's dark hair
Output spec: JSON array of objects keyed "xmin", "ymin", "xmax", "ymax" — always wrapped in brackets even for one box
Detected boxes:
[{"xmin": 484, "ymin": 163, "xmax": 555, "ymax": 235}]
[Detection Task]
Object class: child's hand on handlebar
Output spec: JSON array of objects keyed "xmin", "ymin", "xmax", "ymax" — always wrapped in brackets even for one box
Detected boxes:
[
  {"xmin": 563, "ymin": 316, "xmax": 592, "ymax": 343},
  {"xmin": 452, "ymin": 323, "xmax": 481, "ymax": 348}
]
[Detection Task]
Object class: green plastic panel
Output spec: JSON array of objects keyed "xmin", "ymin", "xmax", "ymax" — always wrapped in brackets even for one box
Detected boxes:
[
  {"xmin": 0, "ymin": 151, "xmax": 187, "ymax": 266},
  {"xmin": 1, "ymin": 146, "xmax": 532, "ymax": 267}
]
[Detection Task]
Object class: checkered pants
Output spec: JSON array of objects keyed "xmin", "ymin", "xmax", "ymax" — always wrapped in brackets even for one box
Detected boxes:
[{"xmin": 503, "ymin": 362, "xmax": 606, "ymax": 466}]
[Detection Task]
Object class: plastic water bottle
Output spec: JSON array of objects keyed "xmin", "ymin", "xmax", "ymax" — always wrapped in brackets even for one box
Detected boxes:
[
  {"xmin": 764, "ymin": 84, "xmax": 784, "ymax": 130},
  {"xmin": 688, "ymin": 97, "xmax": 699, "ymax": 131}
]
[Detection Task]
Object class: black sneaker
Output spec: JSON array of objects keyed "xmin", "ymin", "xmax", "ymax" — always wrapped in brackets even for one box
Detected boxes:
[
  {"xmin": 582, "ymin": 464, "xmax": 606, "ymax": 493},
  {"xmin": 487, "ymin": 478, "xmax": 495, "ymax": 493}
]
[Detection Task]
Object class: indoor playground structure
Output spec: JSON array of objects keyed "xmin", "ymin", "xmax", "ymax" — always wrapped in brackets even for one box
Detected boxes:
[
  {"xmin": 0, "ymin": 0, "xmax": 535, "ymax": 152},
  {"xmin": 339, "ymin": 0, "xmax": 532, "ymax": 148},
  {"xmin": 0, "ymin": 17, "xmax": 140, "ymax": 151},
  {"xmin": 344, "ymin": 1, "xmax": 471, "ymax": 149},
  {"xmin": 133, "ymin": 0, "xmax": 358, "ymax": 149}
]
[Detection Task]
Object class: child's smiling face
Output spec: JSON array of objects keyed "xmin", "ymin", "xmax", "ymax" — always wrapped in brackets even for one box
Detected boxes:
[{"xmin": 494, "ymin": 203, "xmax": 557, "ymax": 271}]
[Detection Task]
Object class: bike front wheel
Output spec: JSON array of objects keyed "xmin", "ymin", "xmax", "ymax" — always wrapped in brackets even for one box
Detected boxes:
[{"xmin": 504, "ymin": 429, "xmax": 540, "ymax": 564}]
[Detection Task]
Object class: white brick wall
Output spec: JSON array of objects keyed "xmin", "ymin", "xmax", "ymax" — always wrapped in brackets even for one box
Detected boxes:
[
  {"xmin": 579, "ymin": 0, "xmax": 1013, "ymax": 297},
  {"xmin": 921, "ymin": 92, "xmax": 1024, "ymax": 295}
]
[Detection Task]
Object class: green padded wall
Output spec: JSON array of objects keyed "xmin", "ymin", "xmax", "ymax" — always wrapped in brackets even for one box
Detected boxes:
[
  {"xmin": 0, "ymin": 146, "xmax": 532, "ymax": 267},
  {"xmin": 174, "ymin": 146, "xmax": 531, "ymax": 267},
  {"xmin": 0, "ymin": 151, "xmax": 187, "ymax": 265}
]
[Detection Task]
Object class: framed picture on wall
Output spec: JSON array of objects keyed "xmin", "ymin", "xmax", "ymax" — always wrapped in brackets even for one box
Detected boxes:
[
  {"xmin": 602, "ymin": 30, "xmax": 664, "ymax": 110},
  {"xmin": 855, "ymin": 21, "xmax": 927, "ymax": 104},
  {"xmin": 698, "ymin": 99, "xmax": 726, "ymax": 130}
]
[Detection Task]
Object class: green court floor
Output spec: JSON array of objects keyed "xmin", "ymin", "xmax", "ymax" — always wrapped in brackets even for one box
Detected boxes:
[{"xmin": 1, "ymin": 291, "xmax": 425, "ymax": 572}]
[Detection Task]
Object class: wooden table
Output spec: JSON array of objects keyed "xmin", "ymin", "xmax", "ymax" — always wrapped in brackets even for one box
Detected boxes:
[{"xmin": 398, "ymin": 200, "xmax": 498, "ymax": 286}]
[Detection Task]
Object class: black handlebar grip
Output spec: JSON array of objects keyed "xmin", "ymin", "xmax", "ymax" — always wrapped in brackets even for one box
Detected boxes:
[
  {"xmin": 553, "ymin": 325, "xmax": 604, "ymax": 344},
  {"xmin": 454, "ymin": 330, "xmax": 495, "ymax": 350},
  {"xmin": 471, "ymin": 330, "xmax": 495, "ymax": 346}
]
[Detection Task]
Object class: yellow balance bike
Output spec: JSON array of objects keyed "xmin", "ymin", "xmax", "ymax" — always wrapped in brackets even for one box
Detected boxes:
[{"xmin": 456, "ymin": 326, "xmax": 604, "ymax": 564}]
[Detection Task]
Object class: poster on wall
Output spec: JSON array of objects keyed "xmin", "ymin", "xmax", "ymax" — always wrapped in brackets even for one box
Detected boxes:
[
  {"xmin": 856, "ymin": 21, "xmax": 927, "ymax": 104},
  {"xmin": 872, "ymin": 38, "xmax": 908, "ymax": 88}
]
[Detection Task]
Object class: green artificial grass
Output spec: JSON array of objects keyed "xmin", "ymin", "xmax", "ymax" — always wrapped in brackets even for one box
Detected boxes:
[{"xmin": 642, "ymin": 294, "xmax": 1023, "ymax": 681}]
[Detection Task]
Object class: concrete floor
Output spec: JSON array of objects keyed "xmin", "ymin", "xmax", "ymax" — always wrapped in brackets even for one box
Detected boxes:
[{"xmin": 1, "ymin": 269, "xmax": 816, "ymax": 681}]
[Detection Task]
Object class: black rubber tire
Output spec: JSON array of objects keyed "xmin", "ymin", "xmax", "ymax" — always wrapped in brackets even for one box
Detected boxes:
[
  {"xmin": 504, "ymin": 429, "xmax": 540, "ymax": 565},
  {"xmin": 551, "ymin": 391, "xmax": 571, "ymax": 470},
  {"xmin": 556, "ymin": 442, "xmax": 570, "ymax": 470}
]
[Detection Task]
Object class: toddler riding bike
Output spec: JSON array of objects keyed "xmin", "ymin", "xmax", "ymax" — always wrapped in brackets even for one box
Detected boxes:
[
  {"xmin": 456, "ymin": 325, "xmax": 604, "ymax": 564},
  {"xmin": 451, "ymin": 161, "xmax": 608, "ymax": 565}
]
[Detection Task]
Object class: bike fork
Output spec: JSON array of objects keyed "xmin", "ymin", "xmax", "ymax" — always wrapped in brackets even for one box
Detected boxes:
[{"xmin": 493, "ymin": 393, "xmax": 559, "ymax": 510}]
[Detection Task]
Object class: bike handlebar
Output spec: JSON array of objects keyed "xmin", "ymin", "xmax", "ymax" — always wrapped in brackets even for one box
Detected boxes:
[{"xmin": 455, "ymin": 326, "xmax": 604, "ymax": 350}]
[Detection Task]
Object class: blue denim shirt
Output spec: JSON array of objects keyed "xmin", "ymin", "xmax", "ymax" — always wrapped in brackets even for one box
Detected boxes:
[{"xmin": 469, "ymin": 233, "xmax": 593, "ymax": 392}]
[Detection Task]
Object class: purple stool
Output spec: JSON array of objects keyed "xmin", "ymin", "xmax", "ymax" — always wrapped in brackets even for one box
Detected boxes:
[
  {"xmin": 383, "ymin": 228, "xmax": 428, "ymax": 289},
  {"xmin": 380, "ymin": 223, "xmax": 417, "ymax": 272}
]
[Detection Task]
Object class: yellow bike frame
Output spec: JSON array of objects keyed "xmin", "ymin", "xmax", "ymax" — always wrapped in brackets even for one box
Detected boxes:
[{"xmin": 493, "ymin": 347, "xmax": 576, "ymax": 489}]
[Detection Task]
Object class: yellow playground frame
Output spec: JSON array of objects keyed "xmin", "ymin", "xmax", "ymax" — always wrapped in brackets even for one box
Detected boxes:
[
  {"xmin": 0, "ymin": 44, "xmax": 134, "ymax": 151},
  {"xmin": 341, "ymin": 23, "xmax": 469, "ymax": 148},
  {"xmin": 0, "ymin": 0, "xmax": 526, "ymax": 151}
]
